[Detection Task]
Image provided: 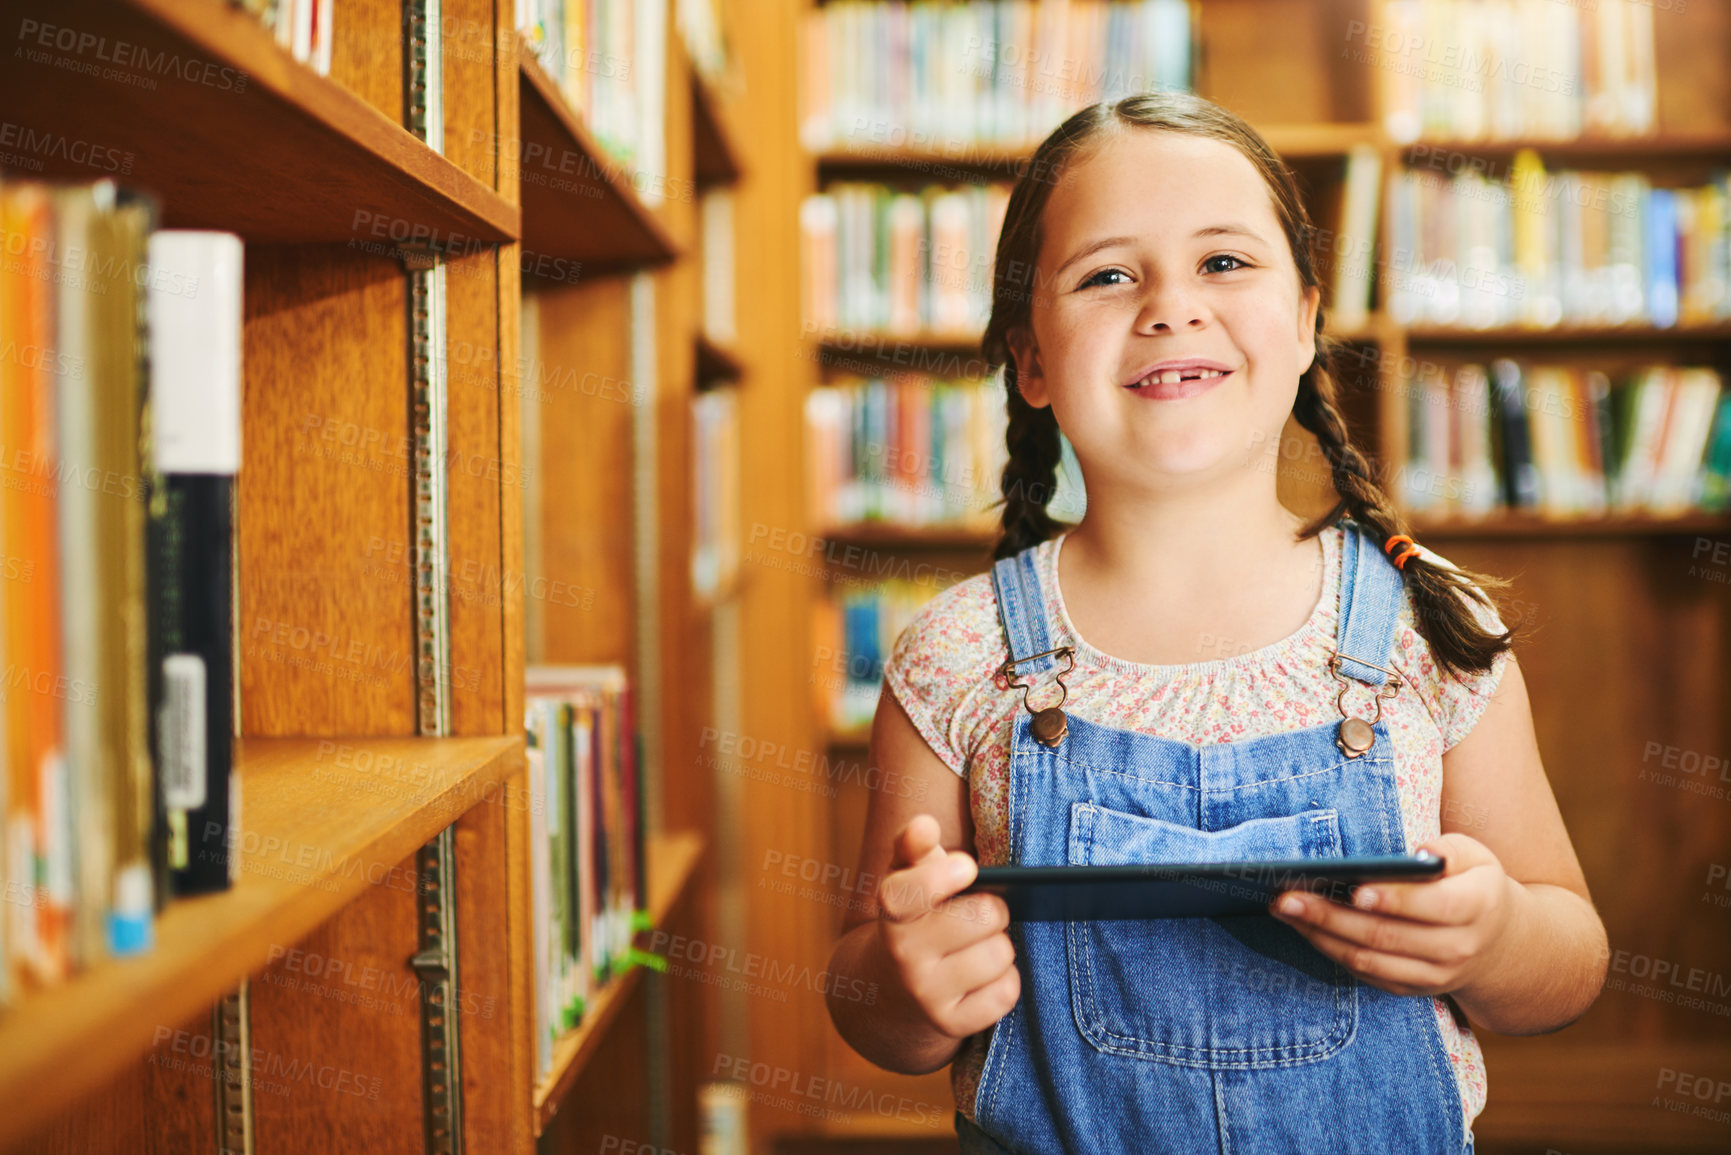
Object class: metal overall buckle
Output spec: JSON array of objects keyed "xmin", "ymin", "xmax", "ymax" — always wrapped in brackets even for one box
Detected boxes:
[
  {"xmin": 1327, "ymin": 651, "xmax": 1405, "ymax": 758},
  {"xmin": 998, "ymin": 646, "xmax": 1076, "ymax": 748}
]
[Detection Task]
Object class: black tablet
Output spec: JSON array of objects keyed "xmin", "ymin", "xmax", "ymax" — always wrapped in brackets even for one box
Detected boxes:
[{"xmin": 961, "ymin": 853, "xmax": 1446, "ymax": 921}]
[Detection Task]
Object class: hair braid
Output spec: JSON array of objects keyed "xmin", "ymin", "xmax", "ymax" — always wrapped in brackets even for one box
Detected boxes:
[
  {"xmin": 1292, "ymin": 350, "xmax": 1518, "ymax": 682},
  {"xmin": 994, "ymin": 361, "xmax": 1067, "ymax": 560}
]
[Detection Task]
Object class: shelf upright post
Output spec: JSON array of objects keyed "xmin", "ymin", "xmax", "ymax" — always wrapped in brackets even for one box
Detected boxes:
[
  {"xmin": 214, "ymin": 983, "xmax": 253, "ymax": 1155},
  {"xmin": 403, "ymin": 2, "xmax": 463, "ymax": 1151}
]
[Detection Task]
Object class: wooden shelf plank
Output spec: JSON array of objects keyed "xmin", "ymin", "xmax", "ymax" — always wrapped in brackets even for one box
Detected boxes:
[
  {"xmin": 517, "ymin": 40, "xmax": 679, "ymax": 274},
  {"xmin": 819, "ymin": 524, "xmax": 997, "ymax": 550},
  {"xmin": 1406, "ymin": 322, "xmax": 1731, "ymax": 344},
  {"xmin": 0, "ymin": 734, "xmax": 524, "ymax": 1152},
  {"xmin": 696, "ymin": 333, "xmax": 745, "ymax": 387},
  {"xmin": 533, "ymin": 829, "xmax": 705, "ymax": 1131},
  {"xmin": 1, "ymin": 0, "xmax": 517, "ymax": 244},
  {"xmin": 1408, "ymin": 512, "xmax": 1731, "ymax": 538},
  {"xmin": 692, "ymin": 72, "xmax": 743, "ymax": 189},
  {"xmin": 1401, "ymin": 130, "xmax": 1731, "ymax": 161},
  {"xmin": 814, "ymin": 315, "xmax": 1383, "ymax": 365},
  {"xmin": 811, "ymin": 122, "xmax": 1380, "ymax": 177}
]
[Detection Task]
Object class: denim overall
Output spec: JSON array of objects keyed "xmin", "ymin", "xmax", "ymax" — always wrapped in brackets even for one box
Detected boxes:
[{"xmin": 955, "ymin": 519, "xmax": 1471, "ymax": 1155}]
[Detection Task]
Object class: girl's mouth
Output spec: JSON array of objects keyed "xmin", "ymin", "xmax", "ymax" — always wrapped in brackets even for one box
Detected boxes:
[{"xmin": 1125, "ymin": 367, "xmax": 1232, "ymax": 400}]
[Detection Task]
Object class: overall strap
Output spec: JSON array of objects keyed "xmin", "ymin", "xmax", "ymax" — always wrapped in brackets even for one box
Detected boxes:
[
  {"xmin": 990, "ymin": 545, "xmax": 1060, "ymax": 676},
  {"xmin": 1333, "ymin": 517, "xmax": 1407, "ymax": 686}
]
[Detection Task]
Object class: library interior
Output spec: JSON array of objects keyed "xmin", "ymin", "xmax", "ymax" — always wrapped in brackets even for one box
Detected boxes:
[{"xmin": 0, "ymin": 0, "xmax": 1729, "ymax": 1152}]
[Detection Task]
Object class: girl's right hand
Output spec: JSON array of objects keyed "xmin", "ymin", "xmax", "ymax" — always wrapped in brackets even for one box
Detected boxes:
[{"xmin": 876, "ymin": 814, "xmax": 1021, "ymax": 1040}]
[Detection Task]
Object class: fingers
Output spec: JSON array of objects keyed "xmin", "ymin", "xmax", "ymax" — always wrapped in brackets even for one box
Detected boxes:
[
  {"xmin": 1278, "ymin": 918, "xmax": 1455, "ymax": 996},
  {"xmin": 945, "ymin": 946, "xmax": 1023, "ymax": 1036},
  {"xmin": 891, "ymin": 814, "xmax": 946, "ymax": 871},
  {"xmin": 884, "ymin": 891, "xmax": 1008, "ymax": 960},
  {"xmin": 1274, "ymin": 889, "xmax": 1472, "ymax": 961},
  {"xmin": 881, "ymin": 815, "xmax": 979, "ymax": 925},
  {"xmin": 909, "ymin": 931, "xmax": 1021, "ymax": 1038},
  {"xmin": 879, "ymin": 847, "xmax": 976, "ymax": 922}
]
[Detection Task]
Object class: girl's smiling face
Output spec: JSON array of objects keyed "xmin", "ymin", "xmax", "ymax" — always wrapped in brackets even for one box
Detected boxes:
[{"xmin": 1009, "ymin": 128, "xmax": 1321, "ymax": 495}]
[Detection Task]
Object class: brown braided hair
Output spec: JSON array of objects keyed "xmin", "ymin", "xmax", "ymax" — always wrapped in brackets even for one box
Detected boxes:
[{"xmin": 981, "ymin": 91, "xmax": 1515, "ymax": 681}]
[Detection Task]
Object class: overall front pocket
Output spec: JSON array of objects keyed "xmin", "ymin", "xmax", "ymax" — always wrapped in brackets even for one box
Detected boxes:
[{"xmin": 1065, "ymin": 802, "xmax": 1358, "ymax": 1069}]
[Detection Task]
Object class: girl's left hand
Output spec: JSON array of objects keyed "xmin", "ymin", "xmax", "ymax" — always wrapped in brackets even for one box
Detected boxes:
[{"xmin": 1269, "ymin": 833, "xmax": 1523, "ymax": 998}]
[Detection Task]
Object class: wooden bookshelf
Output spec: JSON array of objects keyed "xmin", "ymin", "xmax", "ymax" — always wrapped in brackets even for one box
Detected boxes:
[
  {"xmin": 533, "ymin": 830, "xmax": 704, "ymax": 1129},
  {"xmin": 1, "ymin": 0, "xmax": 517, "ymax": 244},
  {"xmin": 517, "ymin": 39, "xmax": 680, "ymax": 273},
  {"xmin": 746, "ymin": 2, "xmax": 1731, "ymax": 1152},
  {"xmin": 0, "ymin": 735, "xmax": 521, "ymax": 1152}
]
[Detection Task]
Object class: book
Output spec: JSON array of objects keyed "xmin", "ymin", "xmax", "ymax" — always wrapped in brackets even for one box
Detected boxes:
[
  {"xmin": 147, "ymin": 231, "xmax": 244, "ymax": 896},
  {"xmin": 1398, "ymin": 359, "xmax": 1726, "ymax": 520}
]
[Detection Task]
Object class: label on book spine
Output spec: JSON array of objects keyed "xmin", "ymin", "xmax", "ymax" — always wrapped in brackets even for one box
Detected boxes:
[{"xmin": 159, "ymin": 653, "xmax": 207, "ymax": 810}]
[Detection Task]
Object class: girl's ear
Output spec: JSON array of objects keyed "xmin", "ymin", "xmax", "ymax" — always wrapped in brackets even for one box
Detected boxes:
[
  {"xmin": 1008, "ymin": 327, "xmax": 1050, "ymax": 408},
  {"xmin": 1296, "ymin": 284, "xmax": 1321, "ymax": 375}
]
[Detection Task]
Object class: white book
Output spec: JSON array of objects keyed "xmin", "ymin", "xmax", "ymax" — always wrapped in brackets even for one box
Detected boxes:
[
  {"xmin": 1624, "ymin": 0, "xmax": 1658, "ymax": 135},
  {"xmin": 1330, "ymin": 145, "xmax": 1381, "ymax": 334},
  {"xmin": 527, "ymin": 741, "xmax": 551, "ymax": 1078}
]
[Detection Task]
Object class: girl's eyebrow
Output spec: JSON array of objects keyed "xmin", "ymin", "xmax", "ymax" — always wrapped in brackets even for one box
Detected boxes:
[{"xmin": 1054, "ymin": 224, "xmax": 1268, "ymax": 278}]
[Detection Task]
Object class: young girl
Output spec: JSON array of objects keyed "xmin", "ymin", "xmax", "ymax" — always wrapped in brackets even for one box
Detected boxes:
[{"xmin": 824, "ymin": 92, "xmax": 1608, "ymax": 1154}]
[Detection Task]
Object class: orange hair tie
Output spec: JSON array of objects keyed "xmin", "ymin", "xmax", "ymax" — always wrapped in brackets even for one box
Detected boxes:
[{"xmin": 1384, "ymin": 534, "xmax": 1420, "ymax": 570}]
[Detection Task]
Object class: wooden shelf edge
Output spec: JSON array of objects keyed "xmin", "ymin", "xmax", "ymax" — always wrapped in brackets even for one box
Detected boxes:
[
  {"xmin": 532, "ymin": 829, "xmax": 705, "ymax": 1130},
  {"xmin": 692, "ymin": 71, "xmax": 744, "ymax": 188},
  {"xmin": 1399, "ymin": 129, "xmax": 1731, "ymax": 158},
  {"xmin": 696, "ymin": 333, "xmax": 746, "ymax": 387},
  {"xmin": 126, "ymin": 0, "xmax": 518, "ymax": 242},
  {"xmin": 814, "ymin": 317, "xmax": 1381, "ymax": 360},
  {"xmin": 517, "ymin": 38, "xmax": 680, "ymax": 268},
  {"xmin": 817, "ymin": 524, "xmax": 998, "ymax": 549},
  {"xmin": 1407, "ymin": 512, "xmax": 1731, "ymax": 538},
  {"xmin": 0, "ymin": 733, "xmax": 524, "ymax": 1153},
  {"xmin": 810, "ymin": 122, "xmax": 1381, "ymax": 172},
  {"xmin": 1406, "ymin": 323, "xmax": 1731, "ymax": 343}
]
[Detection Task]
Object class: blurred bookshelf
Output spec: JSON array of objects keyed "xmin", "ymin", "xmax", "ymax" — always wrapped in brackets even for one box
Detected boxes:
[{"xmin": 755, "ymin": 0, "xmax": 1731, "ymax": 1151}]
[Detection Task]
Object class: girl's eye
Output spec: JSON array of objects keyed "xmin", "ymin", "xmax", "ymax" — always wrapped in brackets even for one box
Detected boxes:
[
  {"xmin": 1079, "ymin": 268, "xmax": 1131, "ymax": 289},
  {"xmin": 1204, "ymin": 254, "xmax": 1249, "ymax": 274}
]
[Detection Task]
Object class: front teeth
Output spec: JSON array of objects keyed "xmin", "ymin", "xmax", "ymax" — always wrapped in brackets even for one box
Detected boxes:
[{"xmin": 1145, "ymin": 368, "xmax": 1225, "ymax": 385}]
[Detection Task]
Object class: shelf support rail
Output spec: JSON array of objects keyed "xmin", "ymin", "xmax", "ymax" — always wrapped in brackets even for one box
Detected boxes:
[
  {"xmin": 404, "ymin": 6, "xmax": 461, "ymax": 1151},
  {"xmin": 214, "ymin": 982, "xmax": 254, "ymax": 1155},
  {"xmin": 411, "ymin": 826, "xmax": 464, "ymax": 1155}
]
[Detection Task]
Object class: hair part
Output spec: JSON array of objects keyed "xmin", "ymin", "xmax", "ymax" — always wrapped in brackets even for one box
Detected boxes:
[{"xmin": 980, "ymin": 90, "xmax": 1515, "ymax": 681}]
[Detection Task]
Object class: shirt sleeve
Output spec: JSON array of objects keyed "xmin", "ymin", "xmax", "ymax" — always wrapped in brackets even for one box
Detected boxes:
[{"xmin": 880, "ymin": 577, "xmax": 1006, "ymax": 780}]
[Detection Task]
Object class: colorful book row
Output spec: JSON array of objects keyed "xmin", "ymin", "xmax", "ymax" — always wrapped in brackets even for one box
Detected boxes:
[
  {"xmin": 800, "ymin": 0, "xmax": 1193, "ymax": 152},
  {"xmin": 525, "ymin": 666, "xmax": 647, "ymax": 1081},
  {"xmin": 1397, "ymin": 360, "xmax": 1731, "ymax": 518},
  {"xmin": 813, "ymin": 581, "xmax": 954, "ymax": 735},
  {"xmin": 517, "ymin": 0, "xmax": 667, "ymax": 182},
  {"xmin": 807, "ymin": 375, "xmax": 1008, "ymax": 529},
  {"xmin": 0, "ymin": 180, "xmax": 243, "ymax": 1007},
  {"xmin": 1384, "ymin": 155, "xmax": 1729, "ymax": 330},
  {"xmin": 802, "ymin": 182, "xmax": 1011, "ymax": 339},
  {"xmin": 231, "ymin": 0, "xmax": 334, "ymax": 76},
  {"xmin": 1374, "ymin": 0, "xmax": 1657, "ymax": 144}
]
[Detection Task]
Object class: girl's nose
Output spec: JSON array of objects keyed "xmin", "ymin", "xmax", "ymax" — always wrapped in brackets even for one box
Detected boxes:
[{"xmin": 1136, "ymin": 277, "xmax": 1209, "ymax": 332}]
